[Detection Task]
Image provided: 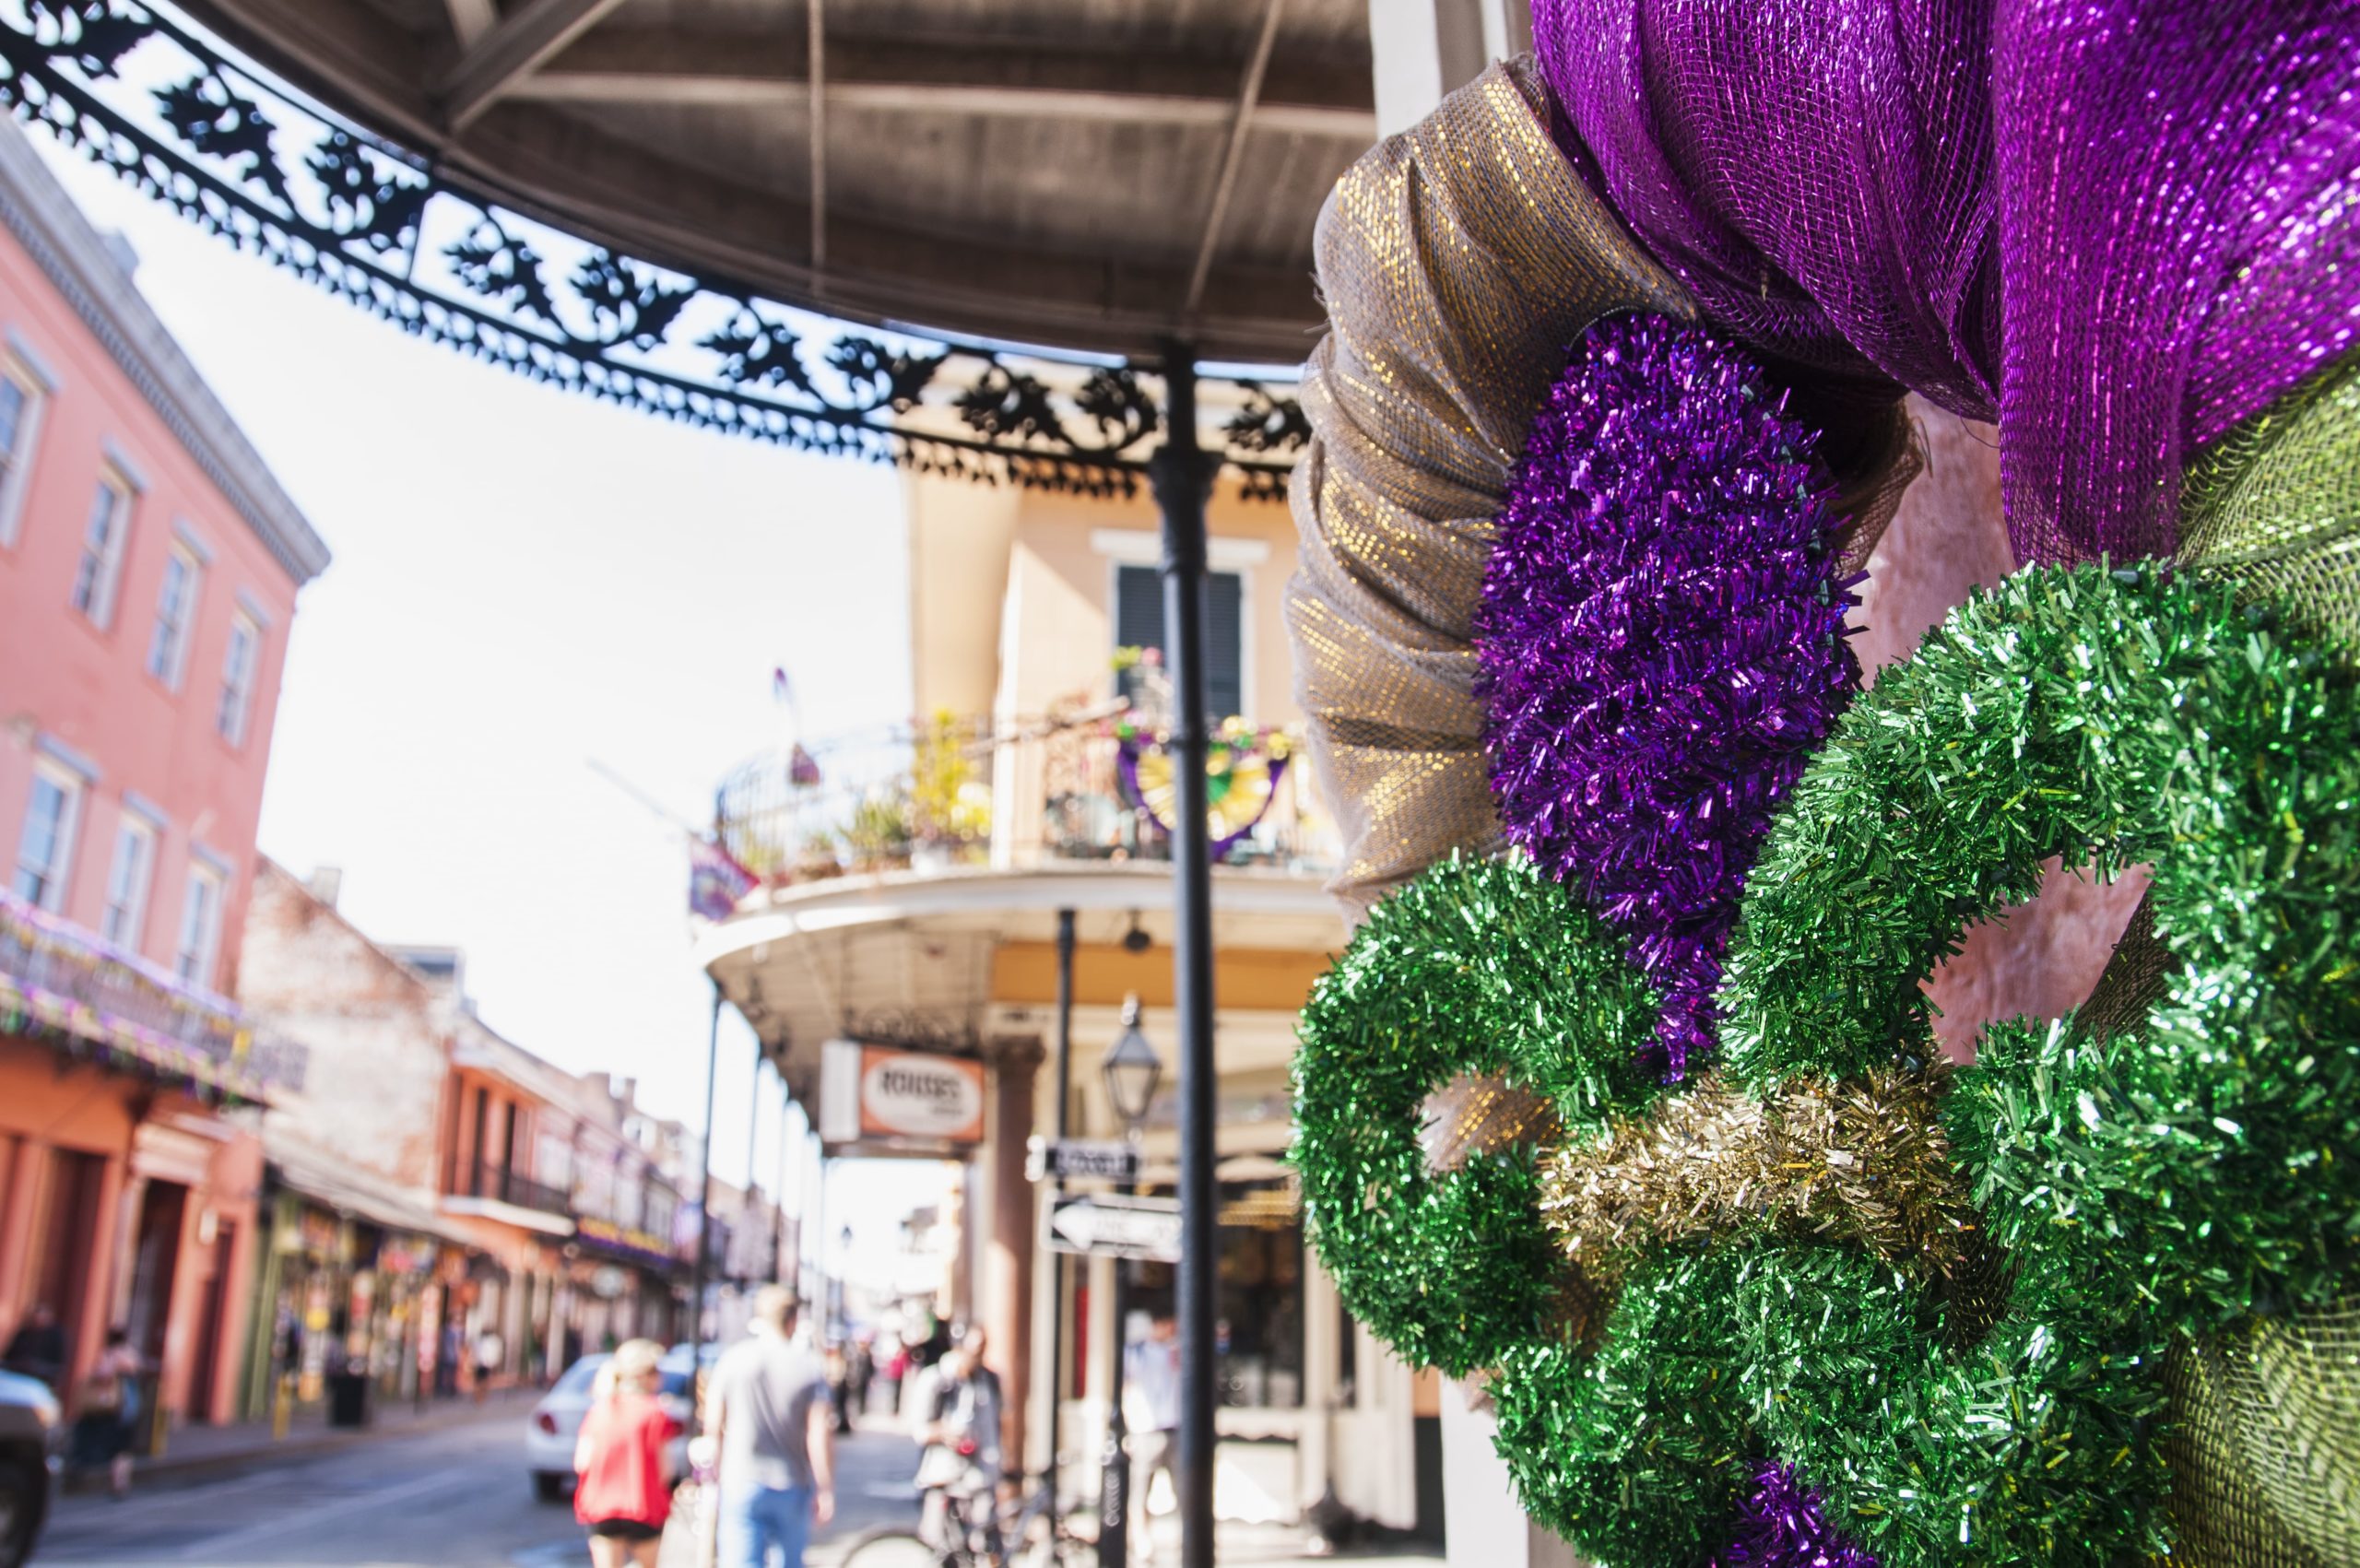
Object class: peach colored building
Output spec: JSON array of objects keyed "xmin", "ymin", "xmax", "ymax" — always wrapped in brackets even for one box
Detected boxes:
[{"xmin": 0, "ymin": 119, "xmax": 327, "ymax": 1434}]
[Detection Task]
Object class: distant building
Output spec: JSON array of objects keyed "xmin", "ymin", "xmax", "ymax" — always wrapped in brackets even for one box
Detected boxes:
[
  {"xmin": 0, "ymin": 119, "xmax": 326, "ymax": 1432},
  {"xmin": 238, "ymin": 862, "xmax": 692, "ymax": 1411}
]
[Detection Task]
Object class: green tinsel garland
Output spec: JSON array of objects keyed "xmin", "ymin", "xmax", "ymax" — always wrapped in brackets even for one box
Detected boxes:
[
  {"xmin": 1291, "ymin": 854, "xmax": 1661, "ymax": 1375},
  {"xmin": 1297, "ymin": 561, "xmax": 2359, "ymax": 1568}
]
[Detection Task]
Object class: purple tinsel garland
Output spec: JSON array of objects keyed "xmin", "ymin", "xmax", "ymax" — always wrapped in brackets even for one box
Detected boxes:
[
  {"xmin": 1712, "ymin": 1463, "xmax": 1879, "ymax": 1568},
  {"xmin": 1475, "ymin": 312, "xmax": 1860, "ymax": 1082}
]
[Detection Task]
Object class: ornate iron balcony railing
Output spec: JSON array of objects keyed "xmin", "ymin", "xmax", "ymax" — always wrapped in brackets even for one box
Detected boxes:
[{"xmin": 0, "ymin": 2, "xmax": 1309, "ymax": 499}]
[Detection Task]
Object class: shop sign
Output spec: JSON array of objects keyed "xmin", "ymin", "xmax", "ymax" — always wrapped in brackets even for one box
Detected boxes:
[
  {"xmin": 575, "ymin": 1215, "xmax": 674, "ymax": 1266},
  {"xmin": 1026, "ymin": 1137, "xmax": 1142, "ymax": 1184},
  {"xmin": 819, "ymin": 1039, "xmax": 985, "ymax": 1151}
]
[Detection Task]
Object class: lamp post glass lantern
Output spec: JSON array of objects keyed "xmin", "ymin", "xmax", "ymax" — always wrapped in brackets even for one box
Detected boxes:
[
  {"xmin": 1100, "ymin": 996, "xmax": 1162, "ymax": 1568},
  {"xmin": 1103, "ymin": 996, "xmax": 1163, "ymax": 1129}
]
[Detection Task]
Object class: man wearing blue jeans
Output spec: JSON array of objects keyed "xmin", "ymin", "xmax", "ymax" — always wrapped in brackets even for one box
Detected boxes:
[{"xmin": 712, "ymin": 1286, "xmax": 837, "ymax": 1568}]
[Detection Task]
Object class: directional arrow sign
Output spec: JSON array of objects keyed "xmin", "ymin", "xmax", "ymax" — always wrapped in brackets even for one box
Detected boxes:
[
  {"xmin": 1044, "ymin": 1193, "xmax": 1183, "ymax": 1262},
  {"xmin": 1026, "ymin": 1137, "xmax": 1143, "ymax": 1185}
]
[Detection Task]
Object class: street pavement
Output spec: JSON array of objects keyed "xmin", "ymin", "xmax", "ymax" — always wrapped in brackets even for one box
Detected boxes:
[{"xmin": 36, "ymin": 1405, "xmax": 921, "ymax": 1568}]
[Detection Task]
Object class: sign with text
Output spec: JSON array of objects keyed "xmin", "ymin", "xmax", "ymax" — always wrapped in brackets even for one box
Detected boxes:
[
  {"xmin": 819, "ymin": 1039, "xmax": 986, "ymax": 1154},
  {"xmin": 1027, "ymin": 1137, "xmax": 1143, "ymax": 1184},
  {"xmin": 1044, "ymin": 1193, "xmax": 1183, "ymax": 1262}
]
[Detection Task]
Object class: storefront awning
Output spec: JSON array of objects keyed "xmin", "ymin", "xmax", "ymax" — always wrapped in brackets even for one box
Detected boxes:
[{"xmin": 267, "ymin": 1139, "xmax": 482, "ymax": 1254}]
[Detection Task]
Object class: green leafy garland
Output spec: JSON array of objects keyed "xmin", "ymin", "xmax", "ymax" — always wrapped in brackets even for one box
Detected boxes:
[
  {"xmin": 1296, "ymin": 562, "xmax": 2360, "ymax": 1567},
  {"xmin": 1292, "ymin": 855, "xmax": 1660, "ymax": 1375}
]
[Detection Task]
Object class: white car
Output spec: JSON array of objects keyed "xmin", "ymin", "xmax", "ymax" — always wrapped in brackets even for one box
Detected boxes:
[{"xmin": 527, "ymin": 1346, "xmax": 711, "ymax": 1502}]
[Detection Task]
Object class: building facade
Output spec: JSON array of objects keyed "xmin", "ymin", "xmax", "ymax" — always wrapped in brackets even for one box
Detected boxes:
[
  {"xmin": 0, "ymin": 118, "xmax": 326, "ymax": 1436},
  {"xmin": 236, "ymin": 862, "xmax": 693, "ymax": 1413},
  {"xmin": 697, "ymin": 459, "xmax": 1431, "ymax": 1535}
]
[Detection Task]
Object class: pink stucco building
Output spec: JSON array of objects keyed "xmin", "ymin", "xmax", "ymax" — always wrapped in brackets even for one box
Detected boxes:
[{"xmin": 0, "ymin": 118, "xmax": 327, "ymax": 1435}]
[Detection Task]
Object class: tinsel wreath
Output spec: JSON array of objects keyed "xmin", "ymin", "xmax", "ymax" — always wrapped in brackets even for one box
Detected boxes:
[
  {"xmin": 1290, "ymin": 854, "xmax": 1660, "ymax": 1375},
  {"xmin": 1477, "ymin": 312, "xmax": 1859, "ymax": 1083},
  {"xmin": 1719, "ymin": 560, "xmax": 2360, "ymax": 1340},
  {"xmin": 1298, "ymin": 564, "xmax": 2360, "ymax": 1568}
]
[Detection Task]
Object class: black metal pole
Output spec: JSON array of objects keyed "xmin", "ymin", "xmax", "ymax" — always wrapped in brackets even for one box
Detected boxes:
[
  {"xmin": 1047, "ymin": 909, "xmax": 1075, "ymax": 1504},
  {"xmin": 1148, "ymin": 343, "xmax": 1217, "ymax": 1568},
  {"xmin": 744, "ymin": 1046, "xmax": 765, "ymax": 1285},
  {"xmin": 690, "ymin": 978, "xmax": 723, "ymax": 1430},
  {"xmin": 1099, "ymin": 1185, "xmax": 1131, "ymax": 1568}
]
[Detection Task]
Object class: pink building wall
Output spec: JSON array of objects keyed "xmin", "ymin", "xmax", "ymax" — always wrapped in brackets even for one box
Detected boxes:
[{"xmin": 0, "ymin": 176, "xmax": 319, "ymax": 996}]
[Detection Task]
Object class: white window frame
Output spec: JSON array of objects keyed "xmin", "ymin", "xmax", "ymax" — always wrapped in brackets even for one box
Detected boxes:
[
  {"xmin": 174, "ymin": 861, "xmax": 226, "ymax": 987},
  {"xmin": 217, "ymin": 609, "xmax": 260, "ymax": 747},
  {"xmin": 100, "ymin": 811, "xmax": 158, "ymax": 950},
  {"xmin": 147, "ymin": 538, "xmax": 204, "ymax": 690},
  {"xmin": 0, "ymin": 353, "xmax": 50, "ymax": 549},
  {"xmin": 69, "ymin": 466, "xmax": 137, "ymax": 629},
  {"xmin": 11, "ymin": 759, "xmax": 84, "ymax": 912}
]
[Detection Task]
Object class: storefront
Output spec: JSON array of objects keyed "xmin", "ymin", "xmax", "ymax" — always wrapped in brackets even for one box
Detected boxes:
[{"xmin": 237, "ymin": 1147, "xmax": 484, "ymax": 1421}]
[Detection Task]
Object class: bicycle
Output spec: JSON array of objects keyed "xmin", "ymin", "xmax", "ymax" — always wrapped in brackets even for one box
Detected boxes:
[{"xmin": 836, "ymin": 1449, "xmax": 1092, "ymax": 1568}]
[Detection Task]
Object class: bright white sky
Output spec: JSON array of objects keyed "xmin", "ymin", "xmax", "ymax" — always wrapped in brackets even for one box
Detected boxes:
[{"xmin": 29, "ymin": 132, "xmax": 949, "ymax": 1267}]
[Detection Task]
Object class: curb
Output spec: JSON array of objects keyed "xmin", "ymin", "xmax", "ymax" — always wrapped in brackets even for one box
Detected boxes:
[{"xmin": 61, "ymin": 1391, "xmax": 545, "ymax": 1496}]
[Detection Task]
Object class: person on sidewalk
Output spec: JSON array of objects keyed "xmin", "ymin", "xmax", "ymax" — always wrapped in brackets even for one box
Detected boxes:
[
  {"xmin": 710, "ymin": 1286, "xmax": 835, "ymax": 1568},
  {"xmin": 908, "ymin": 1326, "xmax": 1002, "ymax": 1557},
  {"xmin": 473, "ymin": 1327, "xmax": 506, "ymax": 1403},
  {"xmin": 573, "ymin": 1338, "xmax": 681, "ymax": 1568},
  {"xmin": 71, "ymin": 1327, "xmax": 145, "ymax": 1500},
  {"xmin": 3, "ymin": 1303, "xmax": 66, "ymax": 1393},
  {"xmin": 1123, "ymin": 1314, "xmax": 1182, "ymax": 1563}
]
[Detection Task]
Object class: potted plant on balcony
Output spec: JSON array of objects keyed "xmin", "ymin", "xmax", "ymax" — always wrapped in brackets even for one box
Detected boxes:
[
  {"xmin": 842, "ymin": 789, "xmax": 914, "ymax": 874},
  {"xmin": 907, "ymin": 711, "xmax": 990, "ymax": 872}
]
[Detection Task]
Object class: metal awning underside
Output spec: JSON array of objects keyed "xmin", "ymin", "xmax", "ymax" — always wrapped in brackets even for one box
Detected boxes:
[{"xmin": 172, "ymin": 0, "xmax": 1371, "ymax": 365}]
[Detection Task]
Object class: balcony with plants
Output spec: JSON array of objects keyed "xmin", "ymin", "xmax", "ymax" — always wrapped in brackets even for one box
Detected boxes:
[{"xmin": 709, "ymin": 661, "xmax": 1334, "ymax": 902}]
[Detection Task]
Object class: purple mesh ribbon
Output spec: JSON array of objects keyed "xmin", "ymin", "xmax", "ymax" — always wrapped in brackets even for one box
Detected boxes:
[
  {"xmin": 1477, "ymin": 314, "xmax": 1858, "ymax": 1082},
  {"xmin": 1712, "ymin": 1463, "xmax": 1879, "ymax": 1568},
  {"xmin": 1533, "ymin": 0, "xmax": 2360, "ymax": 564}
]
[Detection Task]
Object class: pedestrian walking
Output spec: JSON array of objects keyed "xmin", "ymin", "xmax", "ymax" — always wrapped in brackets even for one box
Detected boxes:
[
  {"xmin": 474, "ymin": 1326, "xmax": 505, "ymax": 1402},
  {"xmin": 1123, "ymin": 1314, "xmax": 1183, "ymax": 1563},
  {"xmin": 907, "ymin": 1326, "xmax": 1002, "ymax": 1557},
  {"xmin": 709, "ymin": 1286, "xmax": 835, "ymax": 1568},
  {"xmin": 2, "ymin": 1303, "xmax": 66, "ymax": 1392},
  {"xmin": 573, "ymin": 1338, "xmax": 681, "ymax": 1568},
  {"xmin": 72, "ymin": 1326, "xmax": 144, "ymax": 1499}
]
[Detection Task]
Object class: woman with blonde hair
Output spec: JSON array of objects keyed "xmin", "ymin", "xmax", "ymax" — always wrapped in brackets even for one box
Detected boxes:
[{"xmin": 572, "ymin": 1338, "xmax": 679, "ymax": 1566}]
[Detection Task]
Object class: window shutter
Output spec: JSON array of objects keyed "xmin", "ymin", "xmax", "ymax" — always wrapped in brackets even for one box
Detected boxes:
[{"xmin": 1113, "ymin": 562, "xmax": 1245, "ymax": 720}]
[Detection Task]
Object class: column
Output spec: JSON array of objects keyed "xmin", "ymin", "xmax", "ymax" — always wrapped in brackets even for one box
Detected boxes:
[{"xmin": 985, "ymin": 1039, "xmax": 1043, "ymax": 1468}]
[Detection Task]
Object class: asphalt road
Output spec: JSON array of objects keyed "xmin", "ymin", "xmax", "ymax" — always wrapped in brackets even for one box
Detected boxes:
[{"xmin": 35, "ymin": 1409, "xmax": 921, "ymax": 1568}]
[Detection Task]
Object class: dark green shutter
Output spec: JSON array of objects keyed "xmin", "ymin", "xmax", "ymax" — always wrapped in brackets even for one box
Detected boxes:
[{"xmin": 1114, "ymin": 563, "xmax": 1245, "ymax": 720}]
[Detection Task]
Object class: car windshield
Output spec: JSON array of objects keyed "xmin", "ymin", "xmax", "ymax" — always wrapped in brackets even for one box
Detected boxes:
[{"xmin": 552, "ymin": 1355, "xmax": 608, "ymax": 1396}]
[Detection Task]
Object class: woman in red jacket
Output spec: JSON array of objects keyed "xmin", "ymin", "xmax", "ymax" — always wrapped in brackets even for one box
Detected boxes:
[{"xmin": 573, "ymin": 1338, "xmax": 680, "ymax": 1567}]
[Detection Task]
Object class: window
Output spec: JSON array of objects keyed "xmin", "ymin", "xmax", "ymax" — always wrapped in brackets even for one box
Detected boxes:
[
  {"xmin": 10, "ymin": 763, "xmax": 82, "ymax": 910},
  {"xmin": 100, "ymin": 814, "xmax": 157, "ymax": 949},
  {"xmin": 0, "ymin": 362, "xmax": 45, "ymax": 548},
  {"xmin": 173, "ymin": 863, "xmax": 225, "ymax": 986},
  {"xmin": 1113, "ymin": 562, "xmax": 1245, "ymax": 722},
  {"xmin": 217, "ymin": 612, "xmax": 259, "ymax": 746},
  {"xmin": 69, "ymin": 471, "xmax": 136, "ymax": 628},
  {"xmin": 146, "ymin": 543, "xmax": 202, "ymax": 688}
]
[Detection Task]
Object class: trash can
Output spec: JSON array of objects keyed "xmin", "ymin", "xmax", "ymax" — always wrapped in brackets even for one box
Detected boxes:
[{"xmin": 325, "ymin": 1367, "xmax": 371, "ymax": 1428}]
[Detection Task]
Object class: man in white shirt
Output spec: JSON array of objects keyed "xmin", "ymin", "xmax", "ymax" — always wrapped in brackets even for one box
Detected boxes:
[
  {"xmin": 1123, "ymin": 1313, "xmax": 1182, "ymax": 1562},
  {"xmin": 711, "ymin": 1287, "xmax": 837, "ymax": 1568}
]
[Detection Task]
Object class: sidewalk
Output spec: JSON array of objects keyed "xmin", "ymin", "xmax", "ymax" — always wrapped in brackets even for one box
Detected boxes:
[{"xmin": 65, "ymin": 1385, "xmax": 546, "ymax": 1493}]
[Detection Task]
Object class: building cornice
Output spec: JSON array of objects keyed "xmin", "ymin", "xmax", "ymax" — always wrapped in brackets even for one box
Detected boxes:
[{"xmin": 0, "ymin": 123, "xmax": 329, "ymax": 584}]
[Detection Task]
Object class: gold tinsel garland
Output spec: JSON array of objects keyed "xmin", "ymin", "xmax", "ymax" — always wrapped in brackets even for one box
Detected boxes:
[{"xmin": 1537, "ymin": 1066, "xmax": 1978, "ymax": 1291}]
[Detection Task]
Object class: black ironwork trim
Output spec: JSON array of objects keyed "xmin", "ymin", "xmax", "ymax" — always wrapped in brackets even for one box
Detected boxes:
[{"xmin": 0, "ymin": 2, "xmax": 1308, "ymax": 497}]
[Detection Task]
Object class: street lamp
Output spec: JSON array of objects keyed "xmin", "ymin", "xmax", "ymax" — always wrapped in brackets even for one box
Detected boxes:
[
  {"xmin": 1100, "ymin": 995, "xmax": 1162, "ymax": 1568},
  {"xmin": 1102, "ymin": 996, "xmax": 1163, "ymax": 1128}
]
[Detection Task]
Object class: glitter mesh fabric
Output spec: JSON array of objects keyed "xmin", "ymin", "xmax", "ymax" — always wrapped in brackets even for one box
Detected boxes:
[
  {"xmin": 1287, "ymin": 61, "xmax": 1914, "ymax": 914},
  {"xmin": 1531, "ymin": 0, "xmax": 2360, "ymax": 568}
]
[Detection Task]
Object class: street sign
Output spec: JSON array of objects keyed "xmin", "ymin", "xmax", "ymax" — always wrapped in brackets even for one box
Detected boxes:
[
  {"xmin": 1044, "ymin": 1193, "xmax": 1182, "ymax": 1262},
  {"xmin": 1026, "ymin": 1137, "xmax": 1143, "ymax": 1185}
]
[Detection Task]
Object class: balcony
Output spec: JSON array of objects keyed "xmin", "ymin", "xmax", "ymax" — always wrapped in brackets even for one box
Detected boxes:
[
  {"xmin": 0, "ymin": 888, "xmax": 307, "ymax": 1102},
  {"xmin": 714, "ymin": 705, "xmax": 1335, "ymax": 896},
  {"xmin": 442, "ymin": 1159, "xmax": 576, "ymax": 1236}
]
